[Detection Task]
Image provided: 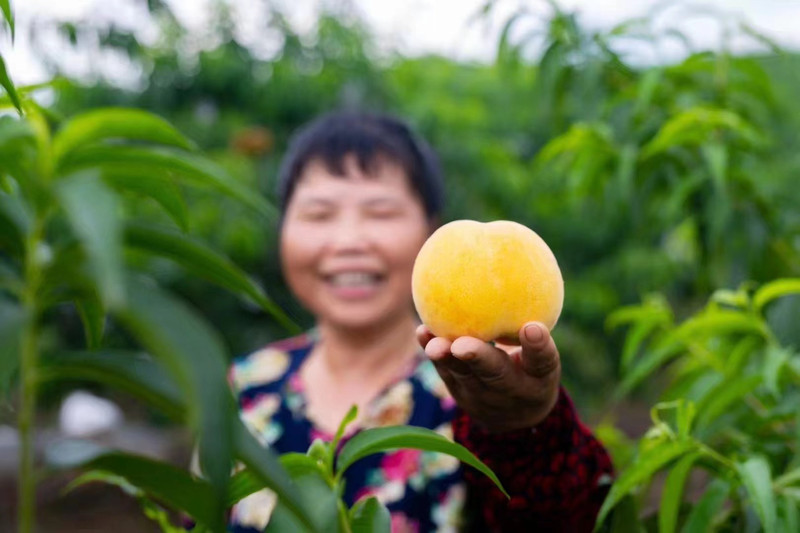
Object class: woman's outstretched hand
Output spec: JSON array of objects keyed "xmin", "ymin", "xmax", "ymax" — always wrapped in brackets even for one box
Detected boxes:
[{"xmin": 416, "ymin": 322, "xmax": 561, "ymax": 434}]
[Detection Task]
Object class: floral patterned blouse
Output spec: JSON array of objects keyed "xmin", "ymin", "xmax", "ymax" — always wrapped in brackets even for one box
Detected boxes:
[{"xmin": 228, "ymin": 332, "xmax": 613, "ymax": 533}]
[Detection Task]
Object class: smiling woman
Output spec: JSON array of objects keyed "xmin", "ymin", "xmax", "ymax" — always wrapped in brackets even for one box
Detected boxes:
[{"xmin": 228, "ymin": 111, "xmax": 613, "ymax": 532}]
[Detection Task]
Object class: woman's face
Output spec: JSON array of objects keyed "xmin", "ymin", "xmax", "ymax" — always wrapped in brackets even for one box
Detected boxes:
[{"xmin": 280, "ymin": 155, "xmax": 432, "ymax": 333}]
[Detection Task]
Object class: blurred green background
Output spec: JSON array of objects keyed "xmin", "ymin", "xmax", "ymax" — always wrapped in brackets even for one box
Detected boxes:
[
  {"xmin": 10, "ymin": 0, "xmax": 800, "ymax": 409},
  {"xmin": 3, "ymin": 0, "xmax": 800, "ymax": 529}
]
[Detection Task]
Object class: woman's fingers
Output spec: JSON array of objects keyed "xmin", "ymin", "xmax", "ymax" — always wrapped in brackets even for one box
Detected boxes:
[
  {"xmin": 450, "ymin": 336, "xmax": 509, "ymax": 384},
  {"xmin": 415, "ymin": 324, "xmax": 435, "ymax": 350},
  {"xmin": 518, "ymin": 322, "xmax": 561, "ymax": 379}
]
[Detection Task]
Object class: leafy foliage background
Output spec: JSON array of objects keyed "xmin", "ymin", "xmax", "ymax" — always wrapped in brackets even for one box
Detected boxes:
[{"xmin": 3, "ymin": 0, "xmax": 800, "ymax": 530}]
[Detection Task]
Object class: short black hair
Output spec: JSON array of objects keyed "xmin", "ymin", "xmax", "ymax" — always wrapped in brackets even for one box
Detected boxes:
[{"xmin": 277, "ymin": 111, "xmax": 445, "ymax": 220}]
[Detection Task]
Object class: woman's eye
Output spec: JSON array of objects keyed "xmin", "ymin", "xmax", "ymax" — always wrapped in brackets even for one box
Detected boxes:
[
  {"xmin": 301, "ymin": 210, "xmax": 332, "ymax": 221},
  {"xmin": 367, "ymin": 208, "xmax": 402, "ymax": 219}
]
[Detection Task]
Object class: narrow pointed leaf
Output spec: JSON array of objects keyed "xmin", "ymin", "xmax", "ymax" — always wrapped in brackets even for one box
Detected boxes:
[
  {"xmin": 0, "ymin": 301, "xmax": 23, "ymax": 398},
  {"xmin": 264, "ymin": 472, "xmax": 340, "ymax": 533},
  {"xmin": 694, "ymin": 375, "xmax": 761, "ymax": 429},
  {"xmin": 53, "ymin": 107, "xmax": 193, "ymax": 164},
  {"xmin": 603, "ymin": 494, "xmax": 642, "ymax": 533},
  {"xmin": 621, "ymin": 318, "xmax": 662, "ymax": 371},
  {"xmin": 224, "ymin": 454, "xmax": 325, "ymax": 509},
  {"xmin": 226, "ymin": 469, "xmax": 263, "ymax": 507},
  {"xmin": 332, "ymin": 405, "xmax": 358, "ymax": 454},
  {"xmin": 680, "ymin": 478, "xmax": 728, "ymax": 533},
  {"xmin": 617, "ymin": 338, "xmax": 684, "ymax": 397},
  {"xmin": 0, "ymin": 0, "xmax": 14, "ymax": 41},
  {"xmin": 672, "ymin": 309, "xmax": 767, "ymax": 341},
  {"xmin": 58, "ymin": 145, "xmax": 275, "ymax": 218},
  {"xmin": 75, "ymin": 293, "xmax": 105, "ymax": 349},
  {"xmin": 596, "ymin": 440, "xmax": 696, "ymax": 528},
  {"xmin": 779, "ymin": 495, "xmax": 799, "ymax": 533},
  {"xmin": 234, "ymin": 423, "xmax": 318, "ymax": 532},
  {"xmin": 754, "ymin": 279, "xmax": 800, "ymax": 314},
  {"xmin": 103, "ymin": 171, "xmax": 189, "ymax": 231},
  {"xmin": 336, "ymin": 425, "xmax": 507, "ymax": 497},
  {"xmin": 736, "ymin": 455, "xmax": 777, "ymax": 533},
  {"xmin": 57, "ymin": 172, "xmax": 125, "ymax": 308},
  {"xmin": 350, "ymin": 497, "xmax": 391, "ymax": 533},
  {"xmin": 38, "ymin": 350, "xmax": 185, "ymax": 420},
  {"xmin": 0, "ymin": 55, "xmax": 21, "ymax": 113},
  {"xmin": 115, "ymin": 279, "xmax": 231, "ymax": 529},
  {"xmin": 76, "ymin": 452, "xmax": 219, "ymax": 529},
  {"xmin": 123, "ymin": 223, "xmax": 298, "ymax": 333},
  {"xmin": 38, "ymin": 347, "xmax": 314, "ymax": 531},
  {"xmin": 659, "ymin": 451, "xmax": 701, "ymax": 533}
]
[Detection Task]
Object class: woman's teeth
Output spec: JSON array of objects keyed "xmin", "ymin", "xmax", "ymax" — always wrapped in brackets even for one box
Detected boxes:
[{"xmin": 329, "ymin": 272, "xmax": 379, "ymax": 287}]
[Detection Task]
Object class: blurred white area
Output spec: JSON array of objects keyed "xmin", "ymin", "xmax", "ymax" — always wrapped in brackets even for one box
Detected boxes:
[
  {"xmin": 58, "ymin": 390, "xmax": 124, "ymax": 438},
  {"xmin": 2, "ymin": 0, "xmax": 800, "ymax": 84}
]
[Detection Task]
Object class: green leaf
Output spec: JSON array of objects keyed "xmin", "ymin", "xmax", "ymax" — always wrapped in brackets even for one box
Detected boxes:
[
  {"xmin": 694, "ymin": 374, "xmax": 761, "ymax": 429},
  {"xmin": 114, "ymin": 278, "xmax": 231, "ymax": 529},
  {"xmin": 336, "ymin": 425, "xmax": 507, "ymax": 498},
  {"xmin": 605, "ymin": 294, "xmax": 671, "ymax": 330},
  {"xmin": 264, "ymin": 471, "xmax": 341, "ymax": 533},
  {"xmin": 226, "ymin": 457, "xmax": 324, "ymax": 509},
  {"xmin": 0, "ymin": 193, "xmax": 27, "ymax": 259},
  {"xmin": 672, "ymin": 309, "xmax": 767, "ymax": 341},
  {"xmin": 763, "ymin": 345, "xmax": 789, "ymax": 397},
  {"xmin": 775, "ymin": 467, "xmax": 800, "ymax": 489},
  {"xmin": 72, "ymin": 452, "xmax": 219, "ymax": 529},
  {"xmin": 633, "ymin": 68, "xmax": 662, "ymax": 117},
  {"xmin": 642, "ymin": 106, "xmax": 766, "ymax": 158},
  {"xmin": 65, "ymin": 470, "xmax": 140, "ymax": 497},
  {"xmin": 0, "ymin": 54, "xmax": 21, "ymax": 113},
  {"xmin": 779, "ymin": 495, "xmax": 799, "ymax": 533},
  {"xmin": 680, "ymin": 478, "xmax": 729, "ymax": 533},
  {"xmin": 58, "ymin": 145, "xmax": 276, "ymax": 218},
  {"xmin": 736, "ymin": 455, "xmax": 777, "ymax": 533},
  {"xmin": 38, "ymin": 348, "xmax": 314, "ymax": 531},
  {"xmin": 307, "ymin": 438, "xmax": 331, "ymax": 472},
  {"xmin": 0, "ymin": 114, "xmax": 34, "ymax": 151},
  {"xmin": 350, "ymin": 497, "xmax": 391, "ymax": 533},
  {"xmin": 1, "ymin": 0, "xmax": 14, "ymax": 41},
  {"xmin": 38, "ymin": 350, "xmax": 185, "ymax": 420},
  {"xmin": 604, "ymin": 494, "xmax": 643, "ymax": 533},
  {"xmin": 233, "ymin": 423, "xmax": 317, "ymax": 532},
  {"xmin": 701, "ymin": 142, "xmax": 727, "ymax": 190},
  {"xmin": 123, "ymin": 223, "xmax": 299, "ymax": 333},
  {"xmin": 281, "ymin": 452, "xmax": 326, "ymax": 479},
  {"xmin": 596, "ymin": 439, "xmax": 696, "ymax": 528},
  {"xmin": 617, "ymin": 338, "xmax": 684, "ymax": 397},
  {"xmin": 226, "ymin": 468, "xmax": 264, "ymax": 507},
  {"xmin": 710, "ymin": 288, "xmax": 750, "ymax": 310},
  {"xmin": 0, "ymin": 301, "xmax": 23, "ymax": 398},
  {"xmin": 620, "ymin": 317, "xmax": 663, "ymax": 371},
  {"xmin": 102, "ymin": 171, "xmax": 189, "ymax": 231},
  {"xmin": 75, "ymin": 292, "xmax": 105, "ymax": 349},
  {"xmin": 659, "ymin": 451, "xmax": 701, "ymax": 533},
  {"xmin": 57, "ymin": 172, "xmax": 125, "ymax": 308},
  {"xmin": 53, "ymin": 107, "xmax": 194, "ymax": 165},
  {"xmin": 754, "ymin": 279, "xmax": 800, "ymax": 314},
  {"xmin": 332, "ymin": 405, "xmax": 358, "ymax": 454},
  {"xmin": 725, "ymin": 336, "xmax": 763, "ymax": 377}
]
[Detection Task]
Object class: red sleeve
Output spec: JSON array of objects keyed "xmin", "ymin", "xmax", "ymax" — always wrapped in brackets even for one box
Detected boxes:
[{"xmin": 452, "ymin": 386, "xmax": 614, "ymax": 532}]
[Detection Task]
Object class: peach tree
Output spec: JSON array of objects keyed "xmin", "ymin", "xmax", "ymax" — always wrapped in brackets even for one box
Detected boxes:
[{"xmin": 596, "ymin": 280, "xmax": 800, "ymax": 531}]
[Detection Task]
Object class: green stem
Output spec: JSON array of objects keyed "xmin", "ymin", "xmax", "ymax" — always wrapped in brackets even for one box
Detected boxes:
[
  {"xmin": 18, "ymin": 224, "xmax": 43, "ymax": 533},
  {"xmin": 337, "ymin": 499, "xmax": 352, "ymax": 533}
]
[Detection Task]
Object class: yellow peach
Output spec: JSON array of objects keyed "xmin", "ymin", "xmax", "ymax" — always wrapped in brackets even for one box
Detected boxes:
[{"xmin": 411, "ymin": 220, "xmax": 563, "ymax": 341}]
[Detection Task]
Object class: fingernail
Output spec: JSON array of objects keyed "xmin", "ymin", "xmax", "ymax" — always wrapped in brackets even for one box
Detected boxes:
[
  {"xmin": 524, "ymin": 323, "xmax": 544, "ymax": 344},
  {"xmin": 451, "ymin": 350, "xmax": 475, "ymax": 361}
]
